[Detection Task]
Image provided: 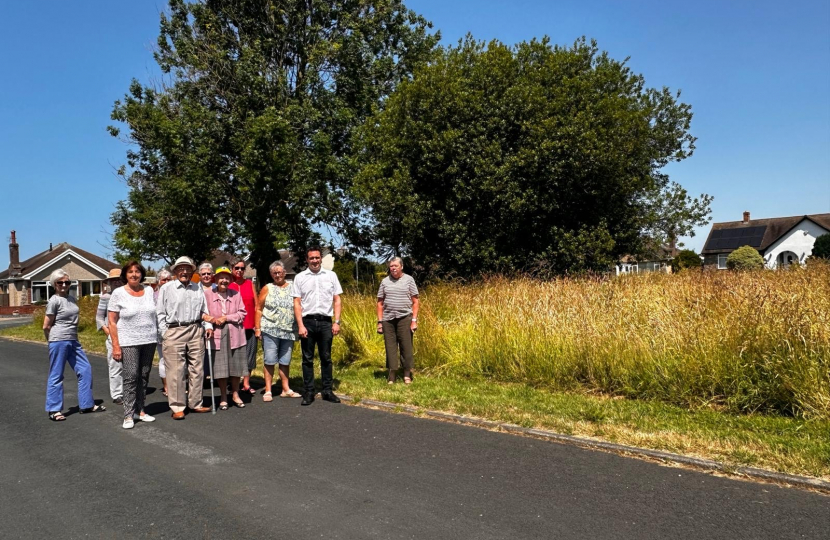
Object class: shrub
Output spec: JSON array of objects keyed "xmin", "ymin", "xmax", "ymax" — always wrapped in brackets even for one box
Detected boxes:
[
  {"xmin": 726, "ymin": 245, "xmax": 765, "ymax": 270},
  {"xmin": 812, "ymin": 234, "xmax": 830, "ymax": 259},
  {"xmin": 673, "ymin": 249, "xmax": 702, "ymax": 271}
]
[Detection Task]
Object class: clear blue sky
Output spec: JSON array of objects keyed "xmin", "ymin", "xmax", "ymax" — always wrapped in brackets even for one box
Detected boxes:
[{"xmin": 1, "ymin": 0, "xmax": 828, "ymax": 269}]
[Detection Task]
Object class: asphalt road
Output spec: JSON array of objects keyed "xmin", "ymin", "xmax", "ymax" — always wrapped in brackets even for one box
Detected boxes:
[{"xmin": 0, "ymin": 339, "xmax": 827, "ymax": 540}]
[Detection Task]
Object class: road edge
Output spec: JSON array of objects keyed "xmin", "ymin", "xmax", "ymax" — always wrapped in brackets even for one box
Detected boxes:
[{"xmin": 348, "ymin": 396, "xmax": 830, "ymax": 494}]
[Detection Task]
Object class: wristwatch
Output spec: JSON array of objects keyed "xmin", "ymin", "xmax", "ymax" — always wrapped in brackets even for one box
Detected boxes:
[
  {"xmin": 334, "ymin": 319, "xmax": 341, "ymax": 324},
  {"xmin": 412, "ymin": 318, "xmax": 418, "ymax": 322}
]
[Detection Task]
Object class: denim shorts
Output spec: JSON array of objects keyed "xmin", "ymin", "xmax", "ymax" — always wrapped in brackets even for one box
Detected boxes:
[{"xmin": 262, "ymin": 333, "xmax": 295, "ymax": 366}]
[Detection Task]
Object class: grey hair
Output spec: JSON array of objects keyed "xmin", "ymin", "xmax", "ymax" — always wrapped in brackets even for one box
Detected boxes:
[
  {"xmin": 198, "ymin": 262, "xmax": 214, "ymax": 273},
  {"xmin": 49, "ymin": 268, "xmax": 69, "ymax": 286},
  {"xmin": 388, "ymin": 257, "xmax": 404, "ymax": 268},
  {"xmin": 158, "ymin": 268, "xmax": 172, "ymax": 280},
  {"xmin": 269, "ymin": 260, "xmax": 285, "ymax": 273}
]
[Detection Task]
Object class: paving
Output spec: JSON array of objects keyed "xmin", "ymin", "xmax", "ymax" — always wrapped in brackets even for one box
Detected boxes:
[{"xmin": 0, "ymin": 338, "xmax": 827, "ymax": 539}]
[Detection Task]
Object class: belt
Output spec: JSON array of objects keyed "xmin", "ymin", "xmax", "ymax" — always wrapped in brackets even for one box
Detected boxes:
[
  {"xmin": 167, "ymin": 320, "xmax": 201, "ymax": 328},
  {"xmin": 303, "ymin": 314, "xmax": 332, "ymax": 322}
]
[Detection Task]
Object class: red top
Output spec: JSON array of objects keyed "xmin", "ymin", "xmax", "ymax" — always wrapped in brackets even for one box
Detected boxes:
[{"xmin": 228, "ymin": 279, "xmax": 256, "ymax": 329}]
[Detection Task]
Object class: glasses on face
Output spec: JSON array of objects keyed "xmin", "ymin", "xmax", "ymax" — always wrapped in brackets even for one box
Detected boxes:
[
  {"xmin": 233, "ymin": 266, "xmax": 245, "ymax": 271},
  {"xmin": 55, "ymin": 281, "xmax": 71, "ymax": 286},
  {"xmin": 200, "ymin": 272, "xmax": 213, "ymax": 276}
]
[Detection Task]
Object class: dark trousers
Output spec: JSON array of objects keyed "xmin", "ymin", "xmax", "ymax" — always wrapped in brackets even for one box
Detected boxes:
[
  {"xmin": 382, "ymin": 315, "xmax": 414, "ymax": 371},
  {"xmin": 300, "ymin": 317, "xmax": 333, "ymax": 394},
  {"xmin": 121, "ymin": 343, "xmax": 155, "ymax": 419}
]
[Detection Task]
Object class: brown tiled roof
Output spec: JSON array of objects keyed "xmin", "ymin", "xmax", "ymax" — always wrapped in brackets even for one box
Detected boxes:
[
  {"xmin": 701, "ymin": 214, "xmax": 830, "ymax": 254},
  {"xmin": 0, "ymin": 242, "xmax": 119, "ymax": 280}
]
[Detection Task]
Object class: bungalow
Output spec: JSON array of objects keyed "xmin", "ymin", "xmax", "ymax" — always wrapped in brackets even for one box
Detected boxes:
[
  {"xmin": 0, "ymin": 231, "xmax": 119, "ymax": 309},
  {"xmin": 700, "ymin": 212, "xmax": 830, "ymax": 270}
]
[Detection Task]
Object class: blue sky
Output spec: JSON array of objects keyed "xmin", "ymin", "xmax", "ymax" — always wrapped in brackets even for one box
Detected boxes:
[{"xmin": 1, "ymin": 0, "xmax": 828, "ymax": 269}]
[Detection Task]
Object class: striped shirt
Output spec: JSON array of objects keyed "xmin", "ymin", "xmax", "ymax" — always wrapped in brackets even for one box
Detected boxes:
[{"xmin": 377, "ymin": 274, "xmax": 419, "ymax": 321}]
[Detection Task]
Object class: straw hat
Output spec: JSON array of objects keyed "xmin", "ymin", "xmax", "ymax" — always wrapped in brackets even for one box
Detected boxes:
[
  {"xmin": 107, "ymin": 268, "xmax": 122, "ymax": 280},
  {"xmin": 171, "ymin": 256, "xmax": 196, "ymax": 271}
]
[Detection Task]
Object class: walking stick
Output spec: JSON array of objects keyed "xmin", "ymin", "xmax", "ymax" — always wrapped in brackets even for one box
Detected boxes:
[{"xmin": 206, "ymin": 334, "xmax": 216, "ymax": 414}]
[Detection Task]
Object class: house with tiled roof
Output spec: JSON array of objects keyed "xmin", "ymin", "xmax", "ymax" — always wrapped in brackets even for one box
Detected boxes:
[
  {"xmin": 700, "ymin": 212, "xmax": 830, "ymax": 270},
  {"xmin": 0, "ymin": 231, "xmax": 119, "ymax": 309}
]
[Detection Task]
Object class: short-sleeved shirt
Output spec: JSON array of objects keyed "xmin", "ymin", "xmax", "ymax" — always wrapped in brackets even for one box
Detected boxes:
[
  {"xmin": 291, "ymin": 268, "xmax": 343, "ymax": 317},
  {"xmin": 261, "ymin": 282, "xmax": 297, "ymax": 340},
  {"xmin": 228, "ymin": 279, "xmax": 256, "ymax": 329},
  {"xmin": 108, "ymin": 286, "xmax": 158, "ymax": 347},
  {"xmin": 156, "ymin": 279, "xmax": 211, "ymax": 336},
  {"xmin": 45, "ymin": 295, "xmax": 79, "ymax": 342},
  {"xmin": 377, "ymin": 274, "xmax": 419, "ymax": 320}
]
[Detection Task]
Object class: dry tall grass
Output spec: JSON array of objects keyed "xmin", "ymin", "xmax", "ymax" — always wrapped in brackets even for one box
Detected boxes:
[{"xmin": 338, "ymin": 262, "xmax": 830, "ymax": 419}]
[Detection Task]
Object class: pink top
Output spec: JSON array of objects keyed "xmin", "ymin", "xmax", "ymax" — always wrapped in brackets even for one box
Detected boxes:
[
  {"xmin": 229, "ymin": 279, "xmax": 256, "ymax": 329},
  {"xmin": 204, "ymin": 288, "xmax": 247, "ymax": 350}
]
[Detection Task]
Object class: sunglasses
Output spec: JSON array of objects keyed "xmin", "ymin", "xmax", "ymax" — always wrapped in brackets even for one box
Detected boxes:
[
  {"xmin": 233, "ymin": 267, "xmax": 245, "ymax": 271},
  {"xmin": 200, "ymin": 272, "xmax": 213, "ymax": 276},
  {"xmin": 55, "ymin": 281, "xmax": 71, "ymax": 286}
]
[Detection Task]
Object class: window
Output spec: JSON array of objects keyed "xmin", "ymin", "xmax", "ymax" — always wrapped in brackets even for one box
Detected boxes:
[
  {"xmin": 717, "ymin": 254, "xmax": 728, "ymax": 270},
  {"xmin": 80, "ymin": 281, "xmax": 102, "ymax": 298},
  {"xmin": 30, "ymin": 281, "xmax": 51, "ymax": 303}
]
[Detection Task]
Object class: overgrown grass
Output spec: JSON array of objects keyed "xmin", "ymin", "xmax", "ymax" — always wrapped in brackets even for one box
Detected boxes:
[
  {"xmin": 337, "ymin": 262, "xmax": 830, "ymax": 419},
  {"xmin": 4, "ymin": 266, "xmax": 829, "ymax": 479}
]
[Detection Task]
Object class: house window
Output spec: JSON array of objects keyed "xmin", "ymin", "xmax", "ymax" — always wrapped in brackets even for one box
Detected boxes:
[
  {"xmin": 80, "ymin": 281, "xmax": 102, "ymax": 297},
  {"xmin": 30, "ymin": 281, "xmax": 51, "ymax": 303},
  {"xmin": 717, "ymin": 254, "xmax": 728, "ymax": 270}
]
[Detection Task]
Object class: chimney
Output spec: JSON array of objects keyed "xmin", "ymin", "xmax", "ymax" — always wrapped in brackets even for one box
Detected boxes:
[
  {"xmin": 9, "ymin": 230, "xmax": 21, "ymax": 276},
  {"xmin": 49, "ymin": 242, "xmax": 53, "ymax": 251},
  {"xmin": 742, "ymin": 211, "xmax": 750, "ymax": 223}
]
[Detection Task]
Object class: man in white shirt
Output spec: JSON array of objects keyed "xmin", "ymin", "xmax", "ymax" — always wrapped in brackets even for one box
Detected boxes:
[{"xmin": 292, "ymin": 246, "xmax": 343, "ymax": 405}]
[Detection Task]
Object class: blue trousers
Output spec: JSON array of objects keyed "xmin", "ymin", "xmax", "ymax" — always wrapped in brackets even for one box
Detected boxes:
[{"xmin": 46, "ymin": 340, "xmax": 94, "ymax": 412}]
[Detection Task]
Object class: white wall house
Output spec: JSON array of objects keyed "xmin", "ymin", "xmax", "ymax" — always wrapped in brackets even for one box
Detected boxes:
[
  {"xmin": 701, "ymin": 212, "xmax": 830, "ymax": 270},
  {"xmin": 763, "ymin": 218, "xmax": 829, "ymax": 269}
]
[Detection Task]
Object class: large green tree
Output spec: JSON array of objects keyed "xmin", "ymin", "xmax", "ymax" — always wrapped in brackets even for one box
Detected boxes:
[
  {"xmin": 109, "ymin": 0, "xmax": 438, "ymax": 275},
  {"xmin": 354, "ymin": 37, "xmax": 711, "ymax": 276}
]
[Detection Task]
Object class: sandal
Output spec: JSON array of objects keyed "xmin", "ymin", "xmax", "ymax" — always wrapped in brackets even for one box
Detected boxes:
[
  {"xmin": 219, "ymin": 402, "xmax": 228, "ymax": 411},
  {"xmin": 279, "ymin": 390, "xmax": 302, "ymax": 398},
  {"xmin": 233, "ymin": 399, "xmax": 246, "ymax": 408},
  {"xmin": 404, "ymin": 377, "xmax": 412, "ymax": 385},
  {"xmin": 243, "ymin": 387, "xmax": 256, "ymax": 395},
  {"xmin": 263, "ymin": 392, "xmax": 273, "ymax": 402},
  {"xmin": 80, "ymin": 404, "xmax": 107, "ymax": 413},
  {"xmin": 48, "ymin": 411, "xmax": 66, "ymax": 422}
]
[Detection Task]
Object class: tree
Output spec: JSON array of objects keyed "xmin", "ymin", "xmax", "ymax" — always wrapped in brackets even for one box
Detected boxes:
[
  {"xmin": 726, "ymin": 246, "xmax": 764, "ymax": 271},
  {"xmin": 812, "ymin": 234, "xmax": 830, "ymax": 259},
  {"xmin": 109, "ymin": 0, "xmax": 438, "ymax": 277},
  {"xmin": 354, "ymin": 37, "xmax": 710, "ymax": 276},
  {"xmin": 672, "ymin": 249, "xmax": 702, "ymax": 271}
]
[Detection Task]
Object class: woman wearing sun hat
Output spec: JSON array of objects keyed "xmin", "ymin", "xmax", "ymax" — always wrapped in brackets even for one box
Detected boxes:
[{"xmin": 203, "ymin": 266, "xmax": 248, "ymax": 409}]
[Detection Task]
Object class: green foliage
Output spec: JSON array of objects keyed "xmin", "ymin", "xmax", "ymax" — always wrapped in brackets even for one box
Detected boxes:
[
  {"xmin": 354, "ymin": 36, "xmax": 710, "ymax": 276},
  {"xmin": 673, "ymin": 249, "xmax": 702, "ymax": 271},
  {"xmin": 110, "ymin": 0, "xmax": 439, "ymax": 276},
  {"xmin": 812, "ymin": 234, "xmax": 830, "ymax": 259},
  {"xmin": 333, "ymin": 256, "xmax": 386, "ymax": 294},
  {"xmin": 726, "ymin": 245, "xmax": 765, "ymax": 271}
]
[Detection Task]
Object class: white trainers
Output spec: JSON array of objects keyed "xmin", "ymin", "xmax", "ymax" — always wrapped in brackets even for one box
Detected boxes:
[
  {"xmin": 122, "ymin": 418, "xmax": 134, "ymax": 429},
  {"xmin": 134, "ymin": 413, "xmax": 156, "ymax": 423}
]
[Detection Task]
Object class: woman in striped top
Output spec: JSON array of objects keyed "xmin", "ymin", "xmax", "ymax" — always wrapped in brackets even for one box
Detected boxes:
[{"xmin": 376, "ymin": 257, "xmax": 420, "ymax": 384}]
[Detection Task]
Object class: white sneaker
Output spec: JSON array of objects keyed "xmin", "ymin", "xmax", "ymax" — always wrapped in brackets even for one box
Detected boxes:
[
  {"xmin": 134, "ymin": 413, "xmax": 156, "ymax": 422},
  {"xmin": 122, "ymin": 418, "xmax": 134, "ymax": 429}
]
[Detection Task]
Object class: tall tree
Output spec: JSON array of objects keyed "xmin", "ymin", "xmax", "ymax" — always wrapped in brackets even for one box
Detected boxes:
[
  {"xmin": 109, "ymin": 0, "xmax": 438, "ymax": 276},
  {"xmin": 354, "ymin": 37, "xmax": 711, "ymax": 276}
]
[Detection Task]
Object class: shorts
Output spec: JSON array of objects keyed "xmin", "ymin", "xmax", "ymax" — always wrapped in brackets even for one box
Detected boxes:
[{"xmin": 262, "ymin": 333, "xmax": 295, "ymax": 366}]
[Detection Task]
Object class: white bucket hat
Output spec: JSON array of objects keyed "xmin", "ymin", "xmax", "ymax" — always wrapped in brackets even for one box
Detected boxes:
[{"xmin": 171, "ymin": 256, "xmax": 196, "ymax": 272}]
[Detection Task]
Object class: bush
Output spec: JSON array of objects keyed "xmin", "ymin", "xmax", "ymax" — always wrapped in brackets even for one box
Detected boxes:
[
  {"xmin": 812, "ymin": 234, "xmax": 830, "ymax": 259},
  {"xmin": 726, "ymin": 245, "xmax": 765, "ymax": 270},
  {"xmin": 673, "ymin": 249, "xmax": 702, "ymax": 271}
]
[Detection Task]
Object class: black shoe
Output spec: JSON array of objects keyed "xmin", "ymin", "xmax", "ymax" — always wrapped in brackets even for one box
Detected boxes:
[
  {"xmin": 301, "ymin": 393, "xmax": 315, "ymax": 406},
  {"xmin": 321, "ymin": 392, "xmax": 341, "ymax": 404},
  {"xmin": 113, "ymin": 397, "xmax": 123, "ymax": 405}
]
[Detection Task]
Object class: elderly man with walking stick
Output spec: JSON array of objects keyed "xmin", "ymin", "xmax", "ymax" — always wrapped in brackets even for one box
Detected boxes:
[{"xmin": 156, "ymin": 256, "xmax": 214, "ymax": 419}]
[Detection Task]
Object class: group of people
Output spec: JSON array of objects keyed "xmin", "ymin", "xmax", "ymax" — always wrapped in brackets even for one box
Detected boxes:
[{"xmin": 43, "ymin": 248, "xmax": 421, "ymax": 428}]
